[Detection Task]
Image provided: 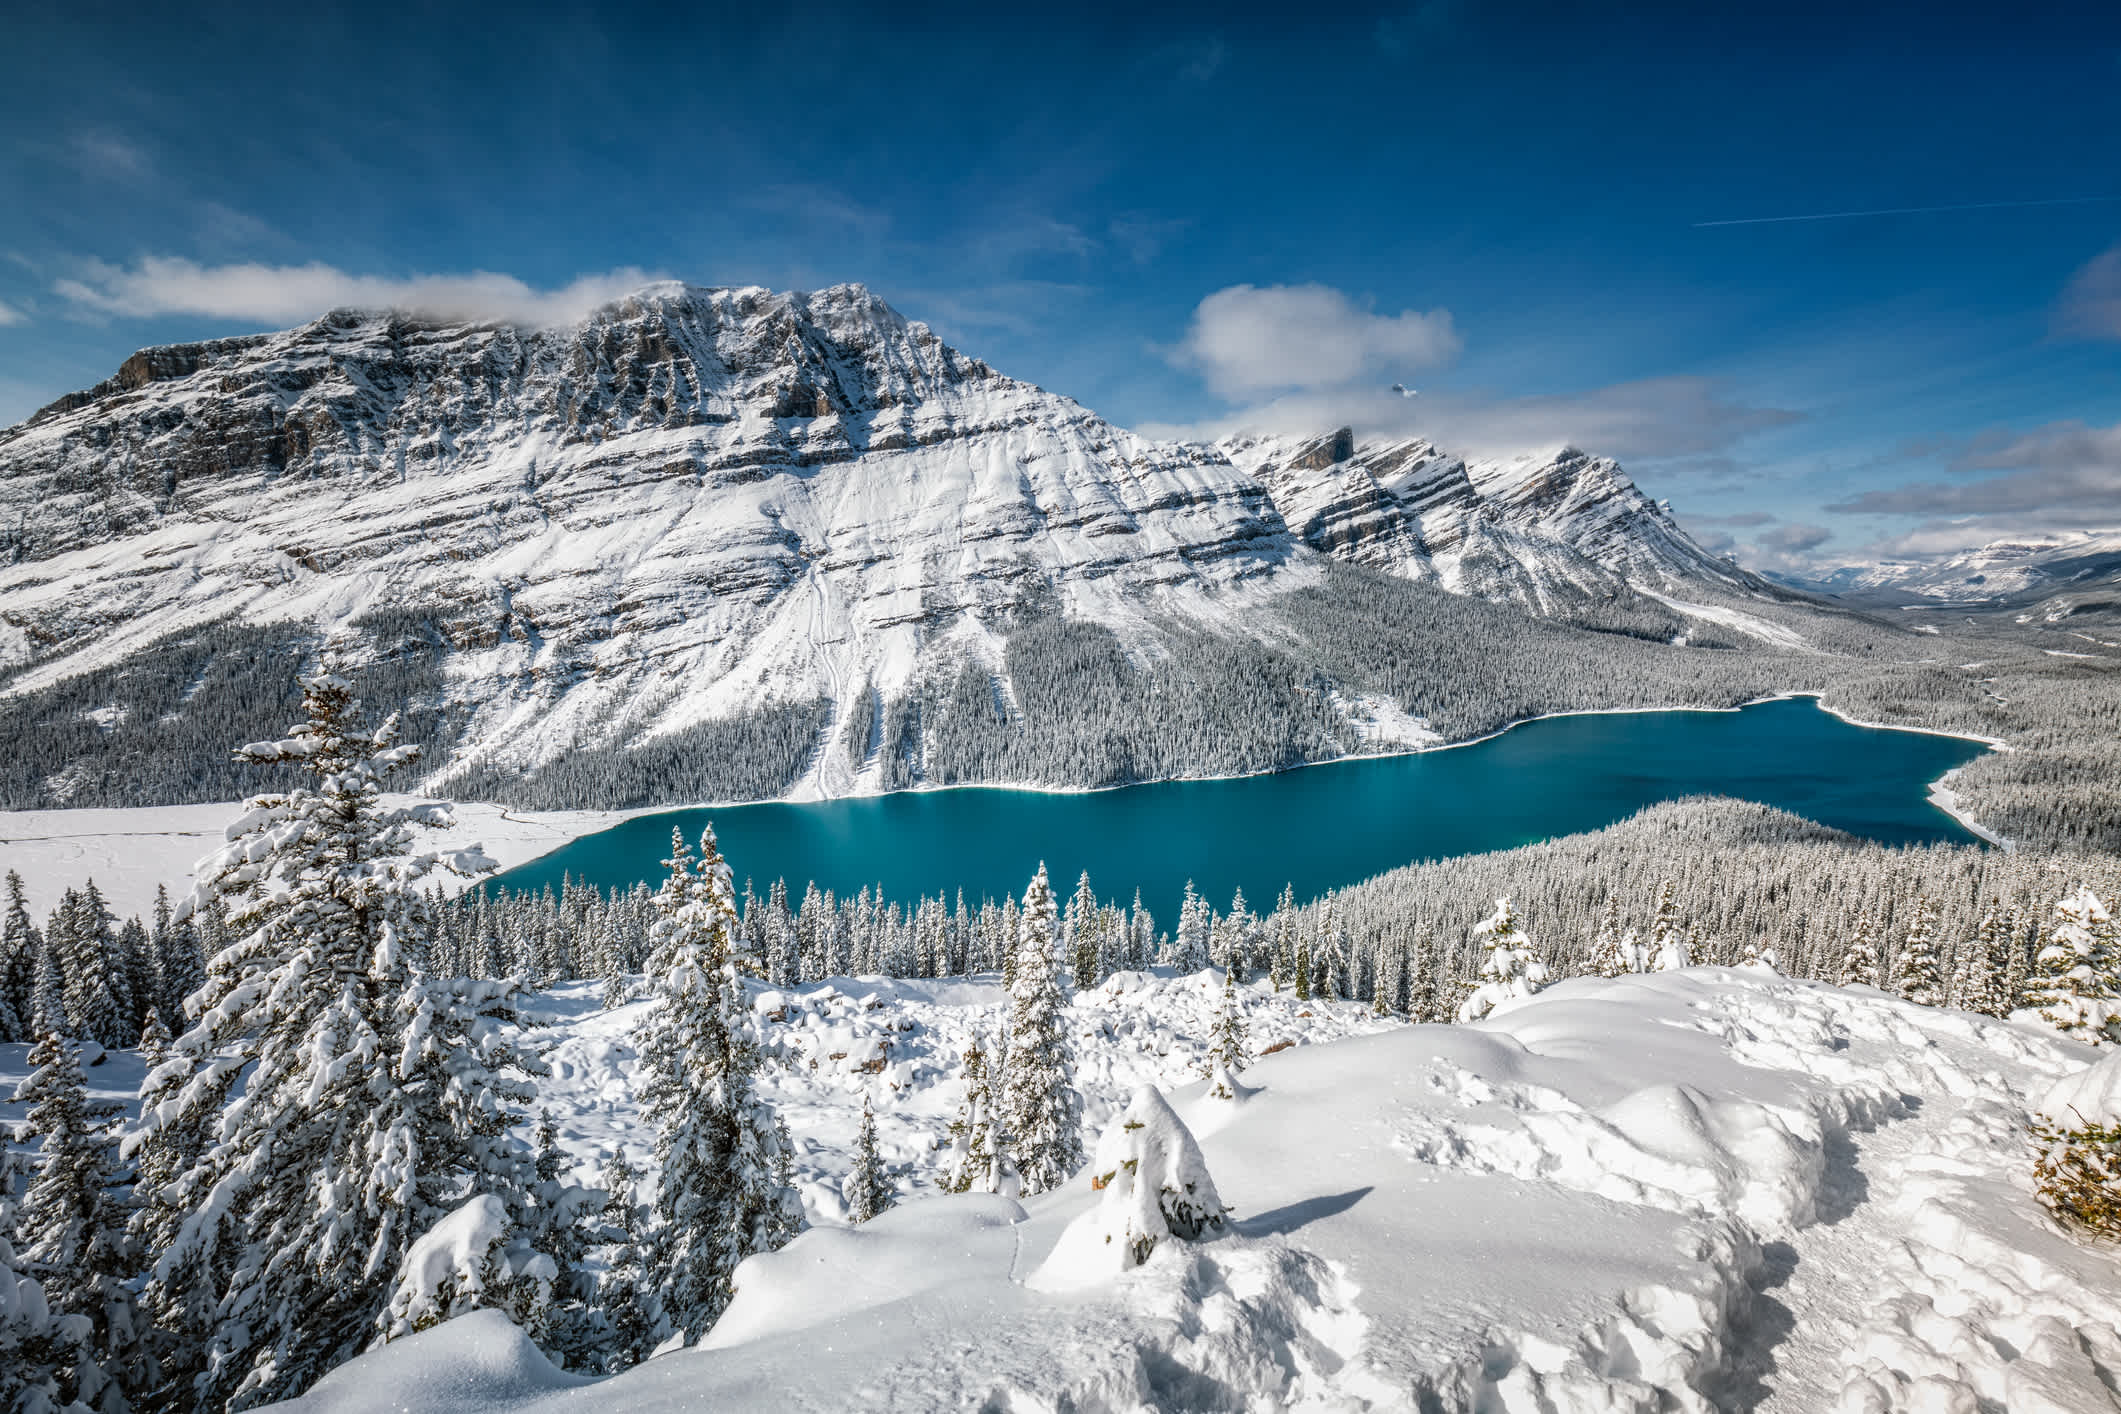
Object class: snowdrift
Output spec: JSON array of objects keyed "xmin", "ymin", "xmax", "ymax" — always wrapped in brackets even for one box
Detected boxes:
[{"xmin": 257, "ymin": 968, "xmax": 2121, "ymax": 1413}]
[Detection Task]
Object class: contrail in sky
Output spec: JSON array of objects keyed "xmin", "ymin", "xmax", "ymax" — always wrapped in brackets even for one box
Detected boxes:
[{"xmin": 1693, "ymin": 195, "xmax": 2119, "ymax": 228}]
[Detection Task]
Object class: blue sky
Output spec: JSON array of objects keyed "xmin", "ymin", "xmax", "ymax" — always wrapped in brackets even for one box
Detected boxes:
[{"xmin": 4, "ymin": 0, "xmax": 2118, "ymax": 572}]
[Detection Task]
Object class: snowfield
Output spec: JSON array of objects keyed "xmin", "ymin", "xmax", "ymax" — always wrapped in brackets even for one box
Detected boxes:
[{"xmin": 221, "ymin": 967, "xmax": 2121, "ymax": 1413}]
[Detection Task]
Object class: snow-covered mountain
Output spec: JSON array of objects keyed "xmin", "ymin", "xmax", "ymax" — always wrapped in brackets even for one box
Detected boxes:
[
  {"xmin": 1797, "ymin": 530, "xmax": 2121, "ymax": 605},
  {"xmin": 1219, "ymin": 428, "xmax": 1753, "ymax": 610},
  {"xmin": 0, "ymin": 283, "xmax": 1779, "ymax": 800}
]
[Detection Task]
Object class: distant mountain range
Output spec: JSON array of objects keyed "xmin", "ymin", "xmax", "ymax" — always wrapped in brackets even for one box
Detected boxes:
[
  {"xmin": 0, "ymin": 283, "xmax": 1820, "ymax": 808},
  {"xmin": 1778, "ymin": 531, "xmax": 2121, "ymax": 608}
]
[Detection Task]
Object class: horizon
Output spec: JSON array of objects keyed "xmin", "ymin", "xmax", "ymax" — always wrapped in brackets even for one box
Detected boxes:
[{"xmin": 4, "ymin": 1, "xmax": 2118, "ymax": 577}]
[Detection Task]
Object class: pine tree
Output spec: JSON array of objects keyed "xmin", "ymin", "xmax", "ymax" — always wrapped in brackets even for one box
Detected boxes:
[
  {"xmin": 595, "ymin": 1148, "xmax": 660, "ymax": 1374},
  {"xmin": 942, "ymin": 1035, "xmax": 1017, "ymax": 1196},
  {"xmin": 1648, "ymin": 880, "xmax": 1688, "ymax": 971},
  {"xmin": 136, "ymin": 1008, "xmax": 171, "ymax": 1067},
  {"xmin": 1163, "ymin": 881, "xmax": 1210, "ymax": 973},
  {"xmin": 1458, "ymin": 897, "xmax": 1551, "ymax": 1022},
  {"xmin": 1588, "ymin": 896, "xmax": 1630, "ymax": 978},
  {"xmin": 31, "ymin": 937, "xmax": 66, "ymax": 1040},
  {"xmin": 1068, "ymin": 871, "xmax": 1101, "ymax": 992},
  {"xmin": 0, "ymin": 1142, "xmax": 70, "ymax": 1414},
  {"xmin": 2021, "ymin": 888, "xmax": 2121, "ymax": 1046},
  {"xmin": 13, "ymin": 1033, "xmax": 143, "ymax": 1411},
  {"xmin": 1891, "ymin": 895, "xmax": 1945, "ymax": 1006},
  {"xmin": 60, "ymin": 883, "xmax": 126, "ymax": 1049},
  {"xmin": 847, "ymin": 1099, "xmax": 892, "ymax": 1224},
  {"xmin": 637, "ymin": 825, "xmax": 804, "ymax": 1344},
  {"xmin": 0, "ymin": 869, "xmax": 33, "ymax": 1043},
  {"xmin": 1839, "ymin": 909, "xmax": 1882, "ymax": 988},
  {"xmin": 1206, "ymin": 968, "xmax": 1251, "ymax": 1090},
  {"xmin": 1961, "ymin": 910, "xmax": 2010, "ymax": 1017},
  {"xmin": 601, "ymin": 947, "xmax": 630, "ymax": 1011},
  {"xmin": 1000, "ymin": 865, "xmax": 1084, "ymax": 1195},
  {"xmin": 129, "ymin": 669, "xmax": 534, "ymax": 1410}
]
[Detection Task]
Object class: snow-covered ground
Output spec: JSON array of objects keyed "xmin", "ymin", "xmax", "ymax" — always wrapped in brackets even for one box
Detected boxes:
[
  {"xmin": 0, "ymin": 798, "xmax": 634, "ymax": 918},
  {"xmin": 232, "ymin": 967, "xmax": 2119, "ymax": 1413}
]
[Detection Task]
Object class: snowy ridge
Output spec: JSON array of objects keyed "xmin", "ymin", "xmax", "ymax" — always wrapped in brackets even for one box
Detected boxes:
[
  {"xmin": 258, "ymin": 967, "xmax": 2121, "ymax": 1412},
  {"xmin": 1802, "ymin": 529, "xmax": 2121, "ymax": 605},
  {"xmin": 1, "ymin": 285, "xmax": 1796, "ymax": 803},
  {"xmin": 1219, "ymin": 429, "xmax": 1761, "ymax": 613}
]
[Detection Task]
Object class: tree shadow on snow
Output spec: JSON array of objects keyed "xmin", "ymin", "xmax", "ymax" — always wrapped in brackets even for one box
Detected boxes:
[{"xmin": 1239, "ymin": 1187, "xmax": 1374, "ymax": 1237}]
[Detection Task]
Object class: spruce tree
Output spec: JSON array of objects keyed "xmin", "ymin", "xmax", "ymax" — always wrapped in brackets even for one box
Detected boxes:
[
  {"xmin": 1839, "ymin": 909, "xmax": 1882, "ymax": 988},
  {"xmin": 1068, "ymin": 871, "xmax": 1101, "ymax": 992},
  {"xmin": 1962, "ymin": 910, "xmax": 2010, "ymax": 1017},
  {"xmin": 0, "ymin": 869, "xmax": 33, "ymax": 1043},
  {"xmin": 0, "ymin": 1143, "xmax": 69, "ymax": 1414},
  {"xmin": 13, "ymin": 1033, "xmax": 142, "ymax": 1411},
  {"xmin": 1458, "ymin": 897, "xmax": 1550, "ymax": 1022},
  {"xmin": 2021, "ymin": 888, "xmax": 2121, "ymax": 1045},
  {"xmin": 943, "ymin": 1035, "xmax": 1017, "ymax": 1196},
  {"xmin": 1647, "ymin": 880, "xmax": 1690, "ymax": 971},
  {"xmin": 1206, "ymin": 968, "xmax": 1251, "ymax": 1079},
  {"xmin": 847, "ymin": 1099, "xmax": 892, "ymax": 1224},
  {"xmin": 1000, "ymin": 864, "xmax": 1084, "ymax": 1195},
  {"xmin": 1891, "ymin": 895, "xmax": 1944, "ymax": 1006},
  {"xmin": 129, "ymin": 669, "xmax": 534, "ymax": 1410},
  {"xmin": 637, "ymin": 825, "xmax": 804, "ymax": 1344},
  {"xmin": 1589, "ymin": 896, "xmax": 1630, "ymax": 978}
]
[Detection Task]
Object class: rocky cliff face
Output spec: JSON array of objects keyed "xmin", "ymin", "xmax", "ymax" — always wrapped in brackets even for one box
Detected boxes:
[
  {"xmin": 1219, "ymin": 430, "xmax": 1755, "ymax": 611},
  {"xmin": 0, "ymin": 283, "xmax": 1782, "ymax": 800}
]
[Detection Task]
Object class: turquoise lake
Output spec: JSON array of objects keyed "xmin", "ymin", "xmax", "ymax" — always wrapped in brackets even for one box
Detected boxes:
[{"xmin": 487, "ymin": 697, "xmax": 1989, "ymax": 914}]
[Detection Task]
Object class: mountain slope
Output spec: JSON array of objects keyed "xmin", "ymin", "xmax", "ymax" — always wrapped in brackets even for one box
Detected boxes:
[
  {"xmin": 0, "ymin": 283, "xmax": 1824, "ymax": 809},
  {"xmin": 1219, "ymin": 428, "xmax": 1761, "ymax": 611}
]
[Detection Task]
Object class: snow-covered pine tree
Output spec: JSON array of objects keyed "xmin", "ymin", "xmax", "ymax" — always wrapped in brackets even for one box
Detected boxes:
[
  {"xmin": 1891, "ymin": 895, "xmax": 1945, "ymax": 1006},
  {"xmin": 1068, "ymin": 871, "xmax": 1100, "ymax": 992},
  {"xmin": 1646, "ymin": 879, "xmax": 1685, "ymax": 973},
  {"xmin": 1268, "ymin": 884, "xmax": 1296, "ymax": 992},
  {"xmin": 1163, "ymin": 881, "xmax": 1209, "ymax": 973},
  {"xmin": 1206, "ymin": 966, "xmax": 1251, "ymax": 1078},
  {"xmin": 137, "ymin": 1008, "xmax": 171, "ymax": 1067},
  {"xmin": 1000, "ymin": 864, "xmax": 1084, "ymax": 1196},
  {"xmin": 593, "ymin": 1148, "xmax": 660, "ymax": 1374},
  {"xmin": 0, "ymin": 870, "xmax": 35, "ymax": 1043},
  {"xmin": 30, "ymin": 937, "xmax": 66, "ymax": 1040},
  {"xmin": 1589, "ymin": 896, "xmax": 1630, "ymax": 978},
  {"xmin": 1961, "ymin": 910, "xmax": 2010, "ymax": 1017},
  {"xmin": 943, "ymin": 1034, "xmax": 1018, "ymax": 1196},
  {"xmin": 0, "ymin": 1143, "xmax": 71, "ymax": 1414},
  {"xmin": 1840, "ymin": 908, "xmax": 1882, "ymax": 988},
  {"xmin": 636, "ymin": 824, "xmax": 804, "ymax": 1345},
  {"xmin": 2020, "ymin": 888, "xmax": 2121, "ymax": 1046},
  {"xmin": 1458, "ymin": 897, "xmax": 1551, "ymax": 1022},
  {"xmin": 846, "ymin": 1099, "xmax": 892, "ymax": 1224},
  {"xmin": 601, "ymin": 946, "xmax": 630, "ymax": 1011},
  {"xmin": 13, "ymin": 1032, "xmax": 144, "ymax": 1411},
  {"xmin": 128, "ymin": 668, "xmax": 529, "ymax": 1410},
  {"xmin": 59, "ymin": 884, "xmax": 126, "ymax": 1049}
]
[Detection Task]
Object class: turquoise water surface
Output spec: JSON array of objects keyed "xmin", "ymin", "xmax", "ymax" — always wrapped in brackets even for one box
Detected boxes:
[{"xmin": 487, "ymin": 697, "xmax": 1988, "ymax": 914}]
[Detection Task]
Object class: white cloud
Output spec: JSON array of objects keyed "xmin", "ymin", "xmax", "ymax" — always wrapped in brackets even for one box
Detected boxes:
[
  {"xmin": 1171, "ymin": 283, "xmax": 1460, "ymax": 400},
  {"xmin": 53, "ymin": 257, "xmax": 664, "ymax": 328},
  {"xmin": 0, "ymin": 300, "xmax": 25, "ymax": 327},
  {"xmin": 1142, "ymin": 374, "xmax": 1798, "ymax": 463},
  {"xmin": 2057, "ymin": 244, "xmax": 2121, "ymax": 339}
]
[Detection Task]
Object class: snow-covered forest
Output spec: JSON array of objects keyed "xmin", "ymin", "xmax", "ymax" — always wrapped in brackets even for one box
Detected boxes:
[{"xmin": 5, "ymin": 666, "xmax": 2121, "ymax": 1411}]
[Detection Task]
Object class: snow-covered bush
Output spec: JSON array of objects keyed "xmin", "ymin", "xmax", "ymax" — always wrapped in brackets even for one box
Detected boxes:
[
  {"xmin": 2030, "ymin": 1051, "xmax": 2121, "ymax": 1240},
  {"xmin": 1033, "ymin": 1085, "xmax": 1228, "ymax": 1287},
  {"xmin": 1457, "ymin": 898, "xmax": 1549, "ymax": 1023},
  {"xmin": 2018, "ymin": 888, "xmax": 2121, "ymax": 1045},
  {"xmin": 379, "ymin": 1195, "xmax": 558, "ymax": 1343}
]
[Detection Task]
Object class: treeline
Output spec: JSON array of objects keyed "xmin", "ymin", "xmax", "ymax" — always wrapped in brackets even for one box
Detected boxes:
[{"xmin": 443, "ymin": 796, "xmax": 2121, "ymax": 1026}]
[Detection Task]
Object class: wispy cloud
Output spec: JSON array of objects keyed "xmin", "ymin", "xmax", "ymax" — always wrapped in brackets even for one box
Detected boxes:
[
  {"xmin": 1144, "ymin": 372, "xmax": 1798, "ymax": 463},
  {"xmin": 52, "ymin": 258, "xmax": 664, "ymax": 327},
  {"xmin": 1169, "ymin": 283, "xmax": 1460, "ymax": 401},
  {"xmin": 1694, "ymin": 195, "xmax": 2119, "ymax": 229},
  {"xmin": 2057, "ymin": 244, "xmax": 2121, "ymax": 339},
  {"xmin": 0, "ymin": 301, "xmax": 25, "ymax": 328},
  {"xmin": 1828, "ymin": 419, "xmax": 2121, "ymax": 520}
]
